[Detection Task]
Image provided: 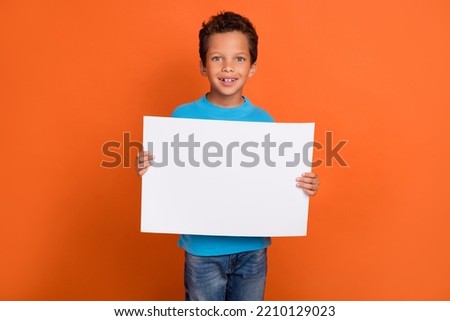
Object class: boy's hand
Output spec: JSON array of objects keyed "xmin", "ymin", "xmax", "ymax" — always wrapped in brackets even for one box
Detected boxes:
[
  {"xmin": 135, "ymin": 151, "xmax": 154, "ymax": 176},
  {"xmin": 296, "ymin": 172, "xmax": 320, "ymax": 196}
]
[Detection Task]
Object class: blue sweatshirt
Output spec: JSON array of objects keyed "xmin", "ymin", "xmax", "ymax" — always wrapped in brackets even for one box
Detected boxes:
[{"xmin": 171, "ymin": 95, "xmax": 273, "ymax": 256}]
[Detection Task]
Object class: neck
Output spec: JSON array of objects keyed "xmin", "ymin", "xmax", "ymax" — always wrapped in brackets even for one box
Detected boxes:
[{"xmin": 206, "ymin": 92, "xmax": 244, "ymax": 108}]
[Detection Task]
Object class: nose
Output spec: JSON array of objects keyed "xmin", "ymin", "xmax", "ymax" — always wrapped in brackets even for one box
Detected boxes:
[{"xmin": 222, "ymin": 62, "xmax": 234, "ymax": 72}]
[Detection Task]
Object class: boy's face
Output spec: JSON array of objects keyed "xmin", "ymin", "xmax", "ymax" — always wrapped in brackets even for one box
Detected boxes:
[{"xmin": 201, "ymin": 31, "xmax": 256, "ymax": 107}]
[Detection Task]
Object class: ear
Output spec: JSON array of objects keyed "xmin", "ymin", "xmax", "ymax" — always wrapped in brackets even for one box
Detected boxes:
[
  {"xmin": 248, "ymin": 63, "xmax": 257, "ymax": 78},
  {"xmin": 199, "ymin": 60, "xmax": 207, "ymax": 76}
]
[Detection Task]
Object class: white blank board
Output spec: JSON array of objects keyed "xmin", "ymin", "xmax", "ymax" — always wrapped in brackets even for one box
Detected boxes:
[{"xmin": 141, "ymin": 116, "xmax": 315, "ymax": 237}]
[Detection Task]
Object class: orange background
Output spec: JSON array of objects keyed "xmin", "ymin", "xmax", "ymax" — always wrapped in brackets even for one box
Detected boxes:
[{"xmin": 1, "ymin": 0, "xmax": 449, "ymax": 300}]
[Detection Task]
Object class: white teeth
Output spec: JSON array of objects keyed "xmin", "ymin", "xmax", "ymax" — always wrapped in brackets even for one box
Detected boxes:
[{"xmin": 221, "ymin": 78, "xmax": 235, "ymax": 82}]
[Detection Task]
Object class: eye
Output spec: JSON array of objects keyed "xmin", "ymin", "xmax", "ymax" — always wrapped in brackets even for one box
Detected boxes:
[
  {"xmin": 211, "ymin": 56, "xmax": 222, "ymax": 61},
  {"xmin": 236, "ymin": 56, "xmax": 246, "ymax": 62}
]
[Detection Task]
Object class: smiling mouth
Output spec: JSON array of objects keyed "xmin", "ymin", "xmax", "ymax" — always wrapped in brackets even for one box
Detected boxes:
[{"xmin": 219, "ymin": 78, "xmax": 237, "ymax": 83}]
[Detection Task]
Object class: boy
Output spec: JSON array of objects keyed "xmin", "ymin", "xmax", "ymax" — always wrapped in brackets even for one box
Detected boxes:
[{"xmin": 136, "ymin": 11, "xmax": 319, "ymax": 300}]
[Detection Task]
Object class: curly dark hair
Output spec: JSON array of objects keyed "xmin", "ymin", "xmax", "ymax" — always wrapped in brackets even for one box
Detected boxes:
[{"xmin": 199, "ymin": 11, "xmax": 258, "ymax": 66}]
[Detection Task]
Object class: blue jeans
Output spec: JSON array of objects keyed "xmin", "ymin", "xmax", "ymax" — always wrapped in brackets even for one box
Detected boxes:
[{"xmin": 184, "ymin": 248, "xmax": 267, "ymax": 301}]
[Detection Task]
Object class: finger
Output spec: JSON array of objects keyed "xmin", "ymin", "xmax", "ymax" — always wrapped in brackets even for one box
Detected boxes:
[
  {"xmin": 303, "ymin": 188, "xmax": 317, "ymax": 196},
  {"xmin": 137, "ymin": 160, "xmax": 151, "ymax": 169},
  {"xmin": 138, "ymin": 167, "xmax": 149, "ymax": 177},
  {"xmin": 296, "ymin": 177, "xmax": 316, "ymax": 184},
  {"xmin": 136, "ymin": 156, "xmax": 153, "ymax": 169},
  {"xmin": 296, "ymin": 182, "xmax": 315, "ymax": 190},
  {"xmin": 138, "ymin": 154, "xmax": 154, "ymax": 162},
  {"xmin": 301, "ymin": 172, "xmax": 317, "ymax": 178}
]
